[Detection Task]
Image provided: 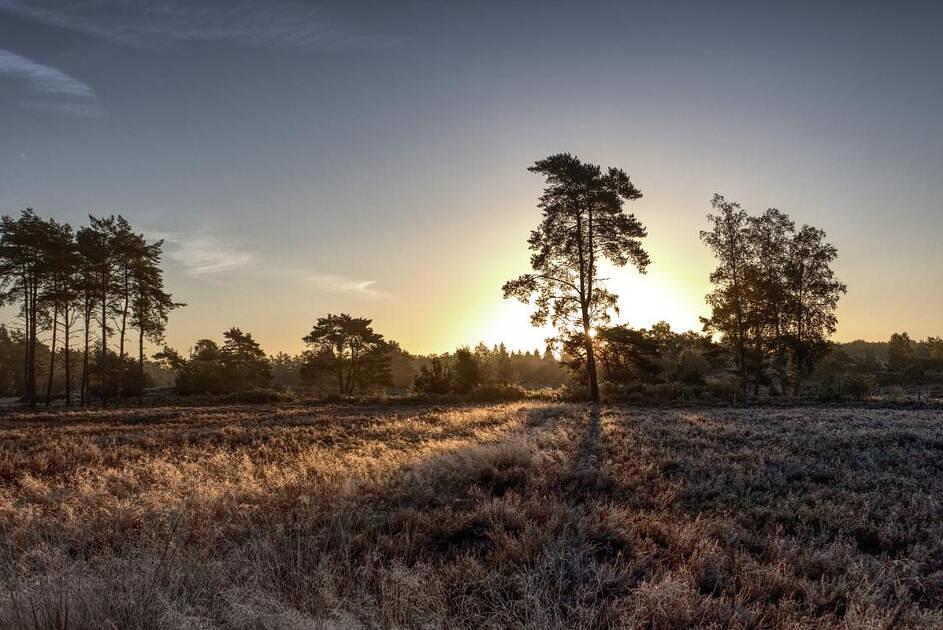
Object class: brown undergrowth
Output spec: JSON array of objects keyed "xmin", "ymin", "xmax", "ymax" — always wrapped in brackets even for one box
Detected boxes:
[{"xmin": 1, "ymin": 403, "xmax": 941, "ymax": 628}]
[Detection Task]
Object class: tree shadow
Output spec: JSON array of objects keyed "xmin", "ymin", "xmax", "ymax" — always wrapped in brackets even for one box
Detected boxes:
[
  {"xmin": 575, "ymin": 404, "xmax": 602, "ymax": 470},
  {"xmin": 559, "ymin": 404, "xmax": 612, "ymax": 501}
]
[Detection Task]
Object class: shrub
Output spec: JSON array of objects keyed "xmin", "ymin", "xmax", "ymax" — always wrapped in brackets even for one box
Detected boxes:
[
  {"xmin": 705, "ymin": 375, "xmax": 744, "ymax": 403},
  {"xmin": 844, "ymin": 374, "xmax": 877, "ymax": 401},
  {"xmin": 468, "ymin": 384, "xmax": 528, "ymax": 402},
  {"xmin": 222, "ymin": 388, "xmax": 292, "ymax": 404}
]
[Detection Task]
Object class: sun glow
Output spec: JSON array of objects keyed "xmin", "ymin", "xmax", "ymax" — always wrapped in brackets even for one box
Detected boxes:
[
  {"xmin": 468, "ymin": 267, "xmax": 706, "ymax": 353},
  {"xmin": 605, "ymin": 267, "xmax": 705, "ymax": 333}
]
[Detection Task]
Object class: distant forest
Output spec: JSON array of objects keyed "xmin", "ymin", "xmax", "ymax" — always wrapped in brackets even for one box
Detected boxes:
[{"xmin": 2, "ymin": 154, "xmax": 942, "ymax": 406}]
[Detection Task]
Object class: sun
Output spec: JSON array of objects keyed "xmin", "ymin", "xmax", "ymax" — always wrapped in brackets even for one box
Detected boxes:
[{"xmin": 467, "ymin": 268, "xmax": 705, "ymax": 353}]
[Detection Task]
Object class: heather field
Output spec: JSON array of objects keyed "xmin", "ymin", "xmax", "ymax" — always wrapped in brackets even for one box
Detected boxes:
[{"xmin": 1, "ymin": 403, "xmax": 942, "ymax": 629}]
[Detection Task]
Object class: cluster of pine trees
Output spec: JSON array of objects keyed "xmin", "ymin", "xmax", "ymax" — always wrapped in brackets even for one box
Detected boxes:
[
  {"xmin": 0, "ymin": 210, "xmax": 179, "ymax": 406},
  {"xmin": 155, "ymin": 328, "xmax": 270, "ymax": 395}
]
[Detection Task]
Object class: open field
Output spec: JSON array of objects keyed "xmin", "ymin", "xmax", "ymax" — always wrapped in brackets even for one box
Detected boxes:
[{"xmin": 2, "ymin": 403, "xmax": 942, "ymax": 629}]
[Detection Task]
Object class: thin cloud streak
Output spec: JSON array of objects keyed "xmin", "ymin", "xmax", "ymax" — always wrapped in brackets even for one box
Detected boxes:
[
  {"xmin": 0, "ymin": 49, "xmax": 103, "ymax": 117},
  {"xmin": 305, "ymin": 273, "xmax": 390, "ymax": 299},
  {"xmin": 158, "ymin": 233, "xmax": 257, "ymax": 276},
  {"xmin": 0, "ymin": 0, "xmax": 399, "ymax": 50},
  {"xmin": 157, "ymin": 232, "xmax": 388, "ymax": 298},
  {"xmin": 23, "ymin": 99, "xmax": 105, "ymax": 118},
  {"xmin": 0, "ymin": 49, "xmax": 93, "ymax": 97}
]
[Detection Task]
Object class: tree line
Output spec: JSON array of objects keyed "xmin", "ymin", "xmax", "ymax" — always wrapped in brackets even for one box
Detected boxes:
[
  {"xmin": 0, "ymin": 154, "xmax": 866, "ymax": 405},
  {"xmin": 0, "ymin": 210, "xmax": 180, "ymax": 407},
  {"xmin": 148, "ymin": 316, "xmax": 567, "ymax": 399}
]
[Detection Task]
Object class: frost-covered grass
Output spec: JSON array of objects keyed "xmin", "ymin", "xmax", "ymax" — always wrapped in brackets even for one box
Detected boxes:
[{"xmin": 1, "ymin": 403, "xmax": 941, "ymax": 628}]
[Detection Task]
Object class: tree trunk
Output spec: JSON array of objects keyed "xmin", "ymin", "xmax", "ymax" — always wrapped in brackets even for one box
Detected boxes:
[
  {"xmin": 101, "ymin": 276, "xmax": 107, "ymax": 407},
  {"xmin": 118, "ymin": 272, "xmax": 129, "ymax": 398},
  {"xmin": 585, "ymin": 333, "xmax": 600, "ymax": 403},
  {"xmin": 64, "ymin": 306, "xmax": 71, "ymax": 406},
  {"xmin": 21, "ymin": 273, "xmax": 30, "ymax": 405},
  {"xmin": 28, "ymin": 278, "xmax": 38, "ymax": 408},
  {"xmin": 792, "ymin": 272, "xmax": 805, "ymax": 398},
  {"xmin": 138, "ymin": 326, "xmax": 145, "ymax": 405},
  {"xmin": 81, "ymin": 304, "xmax": 90, "ymax": 406},
  {"xmin": 45, "ymin": 304, "xmax": 58, "ymax": 407}
]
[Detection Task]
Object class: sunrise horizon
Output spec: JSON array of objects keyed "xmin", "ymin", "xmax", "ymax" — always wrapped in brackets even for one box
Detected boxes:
[{"xmin": 2, "ymin": 2, "xmax": 941, "ymax": 359}]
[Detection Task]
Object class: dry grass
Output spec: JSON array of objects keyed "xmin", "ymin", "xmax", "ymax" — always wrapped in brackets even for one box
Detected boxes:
[{"xmin": 1, "ymin": 402, "xmax": 942, "ymax": 628}]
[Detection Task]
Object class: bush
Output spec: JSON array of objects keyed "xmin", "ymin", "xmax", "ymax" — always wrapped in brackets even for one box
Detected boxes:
[
  {"xmin": 221, "ymin": 388, "xmax": 293, "ymax": 404},
  {"xmin": 806, "ymin": 372, "xmax": 877, "ymax": 402},
  {"xmin": 468, "ymin": 384, "xmax": 528, "ymax": 402},
  {"xmin": 705, "ymin": 375, "xmax": 744, "ymax": 403},
  {"xmin": 598, "ymin": 381, "xmax": 706, "ymax": 404},
  {"xmin": 844, "ymin": 374, "xmax": 877, "ymax": 401}
]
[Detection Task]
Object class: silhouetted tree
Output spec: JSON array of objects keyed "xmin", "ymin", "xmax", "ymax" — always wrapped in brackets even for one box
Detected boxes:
[
  {"xmin": 888, "ymin": 332, "xmax": 914, "ymax": 371},
  {"xmin": 111, "ymin": 216, "xmax": 142, "ymax": 397},
  {"xmin": 473, "ymin": 342, "xmax": 493, "ymax": 383},
  {"xmin": 414, "ymin": 357, "xmax": 451, "ymax": 394},
  {"xmin": 40, "ymin": 219, "xmax": 77, "ymax": 406},
  {"xmin": 221, "ymin": 328, "xmax": 271, "ymax": 390},
  {"xmin": 702, "ymin": 195, "xmax": 845, "ymax": 397},
  {"xmin": 592, "ymin": 326, "xmax": 662, "ymax": 385},
  {"xmin": 927, "ymin": 337, "xmax": 943, "ymax": 364},
  {"xmin": 503, "ymin": 153, "xmax": 649, "ymax": 402},
  {"xmin": 270, "ymin": 352, "xmax": 303, "ymax": 388},
  {"xmin": 0, "ymin": 210, "xmax": 58, "ymax": 406},
  {"xmin": 75, "ymin": 224, "xmax": 105, "ymax": 404},
  {"xmin": 2, "ymin": 212, "xmax": 178, "ymax": 405},
  {"xmin": 157, "ymin": 340, "xmax": 224, "ymax": 394},
  {"xmin": 494, "ymin": 343, "xmax": 513, "ymax": 386},
  {"xmin": 746, "ymin": 208, "xmax": 794, "ymax": 390},
  {"xmin": 86, "ymin": 215, "xmax": 119, "ymax": 405},
  {"xmin": 782, "ymin": 225, "xmax": 846, "ymax": 394},
  {"xmin": 158, "ymin": 329, "xmax": 269, "ymax": 395},
  {"xmin": 700, "ymin": 195, "xmax": 753, "ymax": 395},
  {"xmin": 0, "ymin": 325, "xmax": 26, "ymax": 396},
  {"xmin": 452, "ymin": 346, "xmax": 483, "ymax": 393},
  {"xmin": 301, "ymin": 314, "xmax": 394, "ymax": 395},
  {"xmin": 130, "ymin": 236, "xmax": 181, "ymax": 403}
]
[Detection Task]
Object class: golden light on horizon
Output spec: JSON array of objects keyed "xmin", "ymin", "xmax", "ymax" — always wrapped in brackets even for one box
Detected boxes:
[{"xmin": 458, "ymin": 266, "xmax": 706, "ymax": 353}]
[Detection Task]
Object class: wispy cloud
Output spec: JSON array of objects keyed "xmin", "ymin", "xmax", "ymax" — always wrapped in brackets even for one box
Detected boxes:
[
  {"xmin": 0, "ymin": 0, "xmax": 398, "ymax": 50},
  {"xmin": 0, "ymin": 49, "xmax": 93, "ymax": 97},
  {"xmin": 158, "ymin": 233, "xmax": 256, "ymax": 276},
  {"xmin": 0, "ymin": 49, "xmax": 103, "ymax": 116},
  {"xmin": 155, "ymin": 231, "xmax": 389, "ymax": 298},
  {"xmin": 305, "ymin": 273, "xmax": 390, "ymax": 299}
]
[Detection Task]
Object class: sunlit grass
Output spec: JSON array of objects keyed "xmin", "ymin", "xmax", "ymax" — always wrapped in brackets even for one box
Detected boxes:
[{"xmin": 1, "ymin": 403, "xmax": 941, "ymax": 627}]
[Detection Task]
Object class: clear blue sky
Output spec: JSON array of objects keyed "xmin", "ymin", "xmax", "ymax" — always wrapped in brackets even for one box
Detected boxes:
[{"xmin": 1, "ymin": 1, "xmax": 941, "ymax": 354}]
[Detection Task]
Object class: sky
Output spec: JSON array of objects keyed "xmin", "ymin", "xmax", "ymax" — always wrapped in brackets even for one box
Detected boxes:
[{"xmin": 1, "ymin": 1, "xmax": 941, "ymax": 355}]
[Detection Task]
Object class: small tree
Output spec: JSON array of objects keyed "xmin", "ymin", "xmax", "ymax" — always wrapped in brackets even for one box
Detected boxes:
[
  {"xmin": 452, "ymin": 347, "xmax": 483, "ymax": 393},
  {"xmin": 158, "ymin": 329, "xmax": 270, "ymax": 395},
  {"xmin": 221, "ymin": 328, "xmax": 271, "ymax": 390},
  {"xmin": 301, "ymin": 314, "xmax": 393, "ymax": 396},
  {"xmin": 783, "ymin": 225, "xmax": 846, "ymax": 394},
  {"xmin": 700, "ymin": 195, "xmax": 753, "ymax": 395},
  {"xmin": 414, "ymin": 357, "xmax": 451, "ymax": 394},
  {"xmin": 888, "ymin": 332, "xmax": 914, "ymax": 371},
  {"xmin": 503, "ymin": 153, "xmax": 650, "ymax": 402}
]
